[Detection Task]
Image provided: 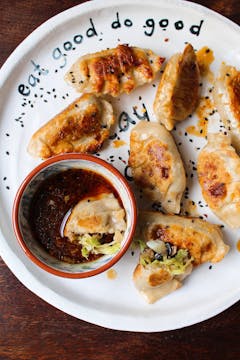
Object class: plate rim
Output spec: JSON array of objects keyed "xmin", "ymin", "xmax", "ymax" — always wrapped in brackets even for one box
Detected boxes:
[{"xmin": 0, "ymin": 0, "xmax": 239, "ymax": 332}]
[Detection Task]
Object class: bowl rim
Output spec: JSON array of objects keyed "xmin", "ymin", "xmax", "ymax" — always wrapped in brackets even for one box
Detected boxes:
[{"xmin": 12, "ymin": 153, "xmax": 137, "ymax": 278}]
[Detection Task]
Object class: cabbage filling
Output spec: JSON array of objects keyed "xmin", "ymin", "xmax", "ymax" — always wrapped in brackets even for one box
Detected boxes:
[
  {"xmin": 138, "ymin": 239, "xmax": 194, "ymax": 275},
  {"xmin": 73, "ymin": 232, "xmax": 123, "ymax": 259}
]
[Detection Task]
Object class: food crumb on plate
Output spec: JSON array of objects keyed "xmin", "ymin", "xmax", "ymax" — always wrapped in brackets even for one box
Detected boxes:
[
  {"xmin": 112, "ymin": 139, "xmax": 126, "ymax": 148},
  {"xmin": 106, "ymin": 269, "xmax": 117, "ymax": 280},
  {"xmin": 237, "ymin": 239, "xmax": 240, "ymax": 252}
]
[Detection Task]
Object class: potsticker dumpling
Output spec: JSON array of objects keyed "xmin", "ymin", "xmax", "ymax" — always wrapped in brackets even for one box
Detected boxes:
[
  {"xmin": 64, "ymin": 193, "xmax": 126, "ymax": 259},
  {"xmin": 64, "ymin": 192, "xmax": 126, "ymax": 239},
  {"xmin": 213, "ymin": 63, "xmax": 240, "ymax": 153},
  {"xmin": 133, "ymin": 211, "xmax": 229, "ymax": 303},
  {"xmin": 27, "ymin": 94, "xmax": 115, "ymax": 159},
  {"xmin": 65, "ymin": 44, "xmax": 165, "ymax": 97},
  {"xmin": 153, "ymin": 44, "xmax": 200, "ymax": 131},
  {"xmin": 128, "ymin": 121, "xmax": 186, "ymax": 214},
  {"xmin": 198, "ymin": 133, "xmax": 240, "ymax": 228}
]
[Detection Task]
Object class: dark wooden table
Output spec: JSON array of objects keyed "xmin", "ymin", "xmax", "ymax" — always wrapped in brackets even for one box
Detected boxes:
[{"xmin": 0, "ymin": 1, "xmax": 240, "ymax": 359}]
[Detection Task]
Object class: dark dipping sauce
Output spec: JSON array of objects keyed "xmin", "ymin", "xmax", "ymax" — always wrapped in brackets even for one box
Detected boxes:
[{"xmin": 29, "ymin": 168, "xmax": 119, "ymax": 263}]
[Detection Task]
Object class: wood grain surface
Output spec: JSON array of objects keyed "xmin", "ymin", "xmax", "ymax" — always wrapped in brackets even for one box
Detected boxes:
[{"xmin": 0, "ymin": 1, "xmax": 240, "ymax": 359}]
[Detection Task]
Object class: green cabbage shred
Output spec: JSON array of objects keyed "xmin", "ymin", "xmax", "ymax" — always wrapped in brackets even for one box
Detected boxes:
[
  {"xmin": 133, "ymin": 238, "xmax": 148, "ymax": 252},
  {"xmin": 75, "ymin": 234, "xmax": 121, "ymax": 259},
  {"xmin": 140, "ymin": 248, "xmax": 193, "ymax": 275}
]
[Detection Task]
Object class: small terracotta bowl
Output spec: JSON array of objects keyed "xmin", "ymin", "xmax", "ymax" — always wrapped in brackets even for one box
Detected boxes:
[{"xmin": 12, "ymin": 154, "xmax": 137, "ymax": 278}]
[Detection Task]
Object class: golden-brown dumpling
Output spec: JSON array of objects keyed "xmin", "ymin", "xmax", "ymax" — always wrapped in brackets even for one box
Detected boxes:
[
  {"xmin": 65, "ymin": 44, "xmax": 165, "ymax": 97},
  {"xmin": 27, "ymin": 94, "xmax": 115, "ymax": 159},
  {"xmin": 64, "ymin": 192, "xmax": 126, "ymax": 241},
  {"xmin": 128, "ymin": 121, "xmax": 186, "ymax": 214},
  {"xmin": 133, "ymin": 211, "xmax": 229, "ymax": 303},
  {"xmin": 153, "ymin": 43, "xmax": 200, "ymax": 130},
  {"xmin": 197, "ymin": 133, "xmax": 240, "ymax": 228},
  {"xmin": 213, "ymin": 63, "xmax": 240, "ymax": 152},
  {"xmin": 64, "ymin": 192, "xmax": 126, "ymax": 259}
]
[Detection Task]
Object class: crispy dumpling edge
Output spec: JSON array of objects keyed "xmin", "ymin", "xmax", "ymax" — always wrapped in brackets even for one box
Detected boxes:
[
  {"xmin": 65, "ymin": 44, "xmax": 165, "ymax": 97},
  {"xmin": 27, "ymin": 93, "xmax": 115, "ymax": 159},
  {"xmin": 153, "ymin": 43, "xmax": 200, "ymax": 131},
  {"xmin": 128, "ymin": 121, "xmax": 186, "ymax": 214}
]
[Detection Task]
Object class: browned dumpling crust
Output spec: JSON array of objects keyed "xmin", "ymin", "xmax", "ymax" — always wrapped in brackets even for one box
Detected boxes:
[
  {"xmin": 133, "ymin": 211, "xmax": 229, "ymax": 303},
  {"xmin": 213, "ymin": 63, "xmax": 240, "ymax": 153},
  {"xmin": 64, "ymin": 193, "xmax": 126, "ymax": 241},
  {"xmin": 133, "ymin": 263, "xmax": 186, "ymax": 304},
  {"xmin": 153, "ymin": 44, "xmax": 200, "ymax": 131},
  {"xmin": 65, "ymin": 44, "xmax": 165, "ymax": 97},
  {"xmin": 197, "ymin": 133, "xmax": 240, "ymax": 228},
  {"xmin": 128, "ymin": 121, "xmax": 186, "ymax": 214},
  {"xmin": 136, "ymin": 211, "xmax": 228, "ymax": 265},
  {"xmin": 27, "ymin": 94, "xmax": 115, "ymax": 159}
]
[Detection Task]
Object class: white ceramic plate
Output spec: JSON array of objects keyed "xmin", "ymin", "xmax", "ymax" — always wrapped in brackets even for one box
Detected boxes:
[{"xmin": 0, "ymin": 0, "xmax": 239, "ymax": 332}]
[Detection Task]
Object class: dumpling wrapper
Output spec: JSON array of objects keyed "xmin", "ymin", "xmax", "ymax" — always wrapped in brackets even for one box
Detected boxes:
[
  {"xmin": 64, "ymin": 193, "xmax": 126, "ymax": 242},
  {"xmin": 65, "ymin": 44, "xmax": 165, "ymax": 97},
  {"xmin": 133, "ymin": 263, "xmax": 192, "ymax": 304},
  {"xmin": 153, "ymin": 43, "xmax": 200, "ymax": 131},
  {"xmin": 213, "ymin": 63, "xmax": 240, "ymax": 153},
  {"xmin": 133, "ymin": 211, "xmax": 229, "ymax": 303},
  {"xmin": 197, "ymin": 132, "xmax": 240, "ymax": 228},
  {"xmin": 27, "ymin": 94, "xmax": 115, "ymax": 159},
  {"xmin": 128, "ymin": 121, "xmax": 186, "ymax": 214}
]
